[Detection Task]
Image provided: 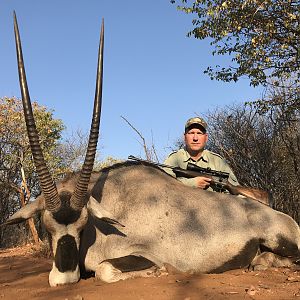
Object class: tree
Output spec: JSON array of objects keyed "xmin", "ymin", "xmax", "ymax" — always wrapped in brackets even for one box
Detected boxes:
[
  {"xmin": 0, "ymin": 97, "xmax": 65, "ymax": 247},
  {"xmin": 205, "ymin": 103, "xmax": 300, "ymax": 223},
  {"xmin": 55, "ymin": 129, "xmax": 94, "ymax": 172},
  {"xmin": 172, "ymin": 0, "xmax": 300, "ymax": 87},
  {"xmin": 247, "ymin": 77, "xmax": 300, "ymax": 114}
]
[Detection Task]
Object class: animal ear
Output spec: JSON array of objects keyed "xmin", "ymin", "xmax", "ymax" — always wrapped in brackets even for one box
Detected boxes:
[
  {"xmin": 3, "ymin": 196, "xmax": 45, "ymax": 225},
  {"xmin": 87, "ymin": 197, "xmax": 124, "ymax": 227}
]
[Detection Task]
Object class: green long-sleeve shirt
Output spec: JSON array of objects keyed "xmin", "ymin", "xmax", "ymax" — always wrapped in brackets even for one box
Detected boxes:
[{"xmin": 163, "ymin": 148, "xmax": 239, "ymax": 192}]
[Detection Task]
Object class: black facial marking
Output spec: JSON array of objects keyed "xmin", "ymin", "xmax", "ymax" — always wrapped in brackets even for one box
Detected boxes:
[
  {"xmin": 53, "ymin": 191, "xmax": 81, "ymax": 225},
  {"xmin": 210, "ymin": 238, "xmax": 260, "ymax": 273},
  {"xmin": 55, "ymin": 234, "xmax": 78, "ymax": 272}
]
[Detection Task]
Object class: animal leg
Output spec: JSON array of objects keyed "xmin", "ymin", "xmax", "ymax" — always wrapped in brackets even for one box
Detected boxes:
[
  {"xmin": 249, "ymin": 251, "xmax": 298, "ymax": 271},
  {"xmin": 95, "ymin": 255, "xmax": 168, "ymax": 283}
]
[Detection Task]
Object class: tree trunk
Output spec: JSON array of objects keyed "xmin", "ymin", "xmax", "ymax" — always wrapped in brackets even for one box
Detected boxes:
[{"xmin": 20, "ymin": 165, "xmax": 40, "ymax": 245}]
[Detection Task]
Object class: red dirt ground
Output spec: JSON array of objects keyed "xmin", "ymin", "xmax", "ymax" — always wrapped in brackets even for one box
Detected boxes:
[{"xmin": 0, "ymin": 244, "xmax": 300, "ymax": 300}]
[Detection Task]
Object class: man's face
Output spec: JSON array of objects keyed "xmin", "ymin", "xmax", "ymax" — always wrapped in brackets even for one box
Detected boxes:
[{"xmin": 184, "ymin": 126, "xmax": 208, "ymax": 153}]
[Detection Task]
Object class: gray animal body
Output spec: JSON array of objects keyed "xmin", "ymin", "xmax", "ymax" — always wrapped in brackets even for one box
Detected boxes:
[
  {"xmin": 10, "ymin": 162, "xmax": 300, "ymax": 286},
  {"xmin": 8, "ymin": 13, "xmax": 300, "ymax": 287},
  {"xmin": 80, "ymin": 162, "xmax": 300, "ymax": 279}
]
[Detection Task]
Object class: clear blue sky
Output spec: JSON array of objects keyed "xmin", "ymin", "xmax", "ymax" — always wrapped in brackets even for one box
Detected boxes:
[{"xmin": 0, "ymin": 1, "xmax": 263, "ymax": 161}]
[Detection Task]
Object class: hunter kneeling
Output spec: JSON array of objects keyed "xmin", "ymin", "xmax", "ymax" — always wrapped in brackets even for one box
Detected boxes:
[{"xmin": 163, "ymin": 117, "xmax": 269, "ymax": 205}]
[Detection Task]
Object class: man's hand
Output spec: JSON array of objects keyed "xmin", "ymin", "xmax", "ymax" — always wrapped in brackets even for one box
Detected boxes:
[{"xmin": 195, "ymin": 176, "xmax": 212, "ymax": 189}]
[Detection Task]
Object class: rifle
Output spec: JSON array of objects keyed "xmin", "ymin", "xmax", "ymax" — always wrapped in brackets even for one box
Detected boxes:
[{"xmin": 128, "ymin": 155, "xmax": 270, "ymax": 206}]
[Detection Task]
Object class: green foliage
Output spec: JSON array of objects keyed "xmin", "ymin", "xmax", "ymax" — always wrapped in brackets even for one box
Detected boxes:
[
  {"xmin": 0, "ymin": 97, "xmax": 66, "ymax": 247},
  {"xmin": 0, "ymin": 97, "xmax": 66, "ymax": 182},
  {"xmin": 172, "ymin": 0, "xmax": 300, "ymax": 86}
]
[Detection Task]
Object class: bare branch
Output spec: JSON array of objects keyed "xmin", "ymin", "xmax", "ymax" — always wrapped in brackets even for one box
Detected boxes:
[{"xmin": 120, "ymin": 115, "xmax": 150, "ymax": 160}]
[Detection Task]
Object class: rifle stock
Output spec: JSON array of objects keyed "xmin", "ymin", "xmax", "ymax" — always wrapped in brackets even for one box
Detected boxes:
[
  {"xmin": 225, "ymin": 183, "xmax": 270, "ymax": 206},
  {"xmin": 181, "ymin": 161, "xmax": 270, "ymax": 205}
]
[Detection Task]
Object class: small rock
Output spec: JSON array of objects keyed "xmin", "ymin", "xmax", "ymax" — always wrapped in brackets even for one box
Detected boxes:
[
  {"xmin": 287, "ymin": 276, "xmax": 299, "ymax": 282},
  {"xmin": 258, "ymin": 283, "xmax": 270, "ymax": 289},
  {"xmin": 294, "ymin": 290, "xmax": 300, "ymax": 297},
  {"xmin": 245, "ymin": 285, "xmax": 257, "ymax": 296}
]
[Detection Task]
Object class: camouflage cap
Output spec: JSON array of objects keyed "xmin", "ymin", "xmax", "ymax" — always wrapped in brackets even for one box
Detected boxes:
[{"xmin": 185, "ymin": 117, "xmax": 207, "ymax": 133}]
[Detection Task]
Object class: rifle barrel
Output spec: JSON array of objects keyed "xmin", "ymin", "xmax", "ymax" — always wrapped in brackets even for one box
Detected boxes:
[
  {"xmin": 128, "ymin": 155, "xmax": 175, "ymax": 170},
  {"xmin": 128, "ymin": 155, "xmax": 228, "ymax": 179}
]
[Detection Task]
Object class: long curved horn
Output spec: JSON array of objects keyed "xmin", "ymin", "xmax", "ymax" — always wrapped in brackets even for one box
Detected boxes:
[
  {"xmin": 70, "ymin": 19, "xmax": 104, "ymax": 210},
  {"xmin": 14, "ymin": 12, "xmax": 61, "ymax": 212}
]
